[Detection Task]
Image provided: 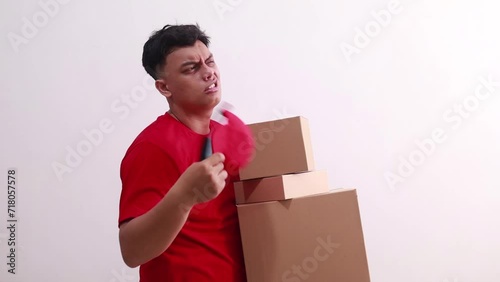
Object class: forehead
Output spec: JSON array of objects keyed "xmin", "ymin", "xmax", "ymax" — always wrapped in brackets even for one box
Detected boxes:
[{"xmin": 165, "ymin": 40, "xmax": 211, "ymax": 66}]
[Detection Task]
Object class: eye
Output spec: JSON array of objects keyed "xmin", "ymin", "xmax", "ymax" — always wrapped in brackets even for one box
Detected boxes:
[
  {"xmin": 183, "ymin": 65, "xmax": 198, "ymax": 73},
  {"xmin": 206, "ymin": 60, "xmax": 215, "ymax": 66}
]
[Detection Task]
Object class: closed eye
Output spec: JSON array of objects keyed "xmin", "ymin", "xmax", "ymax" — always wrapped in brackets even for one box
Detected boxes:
[{"xmin": 206, "ymin": 54, "xmax": 215, "ymax": 66}]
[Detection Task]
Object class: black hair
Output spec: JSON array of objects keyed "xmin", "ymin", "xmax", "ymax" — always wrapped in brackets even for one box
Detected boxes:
[{"xmin": 142, "ymin": 24, "xmax": 211, "ymax": 79}]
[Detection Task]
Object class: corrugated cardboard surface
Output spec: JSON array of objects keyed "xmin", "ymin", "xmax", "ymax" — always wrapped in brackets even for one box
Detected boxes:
[
  {"xmin": 234, "ymin": 170, "xmax": 329, "ymax": 204},
  {"xmin": 239, "ymin": 116, "xmax": 315, "ymax": 180},
  {"xmin": 237, "ymin": 189, "xmax": 371, "ymax": 282}
]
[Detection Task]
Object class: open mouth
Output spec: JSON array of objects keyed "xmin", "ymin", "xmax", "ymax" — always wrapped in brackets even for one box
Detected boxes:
[{"xmin": 205, "ymin": 81, "xmax": 218, "ymax": 93}]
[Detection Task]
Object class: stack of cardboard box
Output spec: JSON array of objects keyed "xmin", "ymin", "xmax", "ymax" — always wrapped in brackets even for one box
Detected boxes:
[{"xmin": 235, "ymin": 116, "xmax": 371, "ymax": 282}]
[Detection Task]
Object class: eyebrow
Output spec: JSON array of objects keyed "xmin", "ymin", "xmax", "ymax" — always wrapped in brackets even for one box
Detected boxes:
[
  {"xmin": 180, "ymin": 60, "xmax": 197, "ymax": 68},
  {"xmin": 180, "ymin": 54, "xmax": 214, "ymax": 68}
]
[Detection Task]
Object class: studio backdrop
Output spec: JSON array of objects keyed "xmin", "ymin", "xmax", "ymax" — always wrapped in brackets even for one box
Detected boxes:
[{"xmin": 1, "ymin": 0, "xmax": 500, "ymax": 281}]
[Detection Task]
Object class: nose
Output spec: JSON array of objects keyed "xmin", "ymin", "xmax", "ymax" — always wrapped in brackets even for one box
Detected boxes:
[{"xmin": 201, "ymin": 64, "xmax": 215, "ymax": 81}]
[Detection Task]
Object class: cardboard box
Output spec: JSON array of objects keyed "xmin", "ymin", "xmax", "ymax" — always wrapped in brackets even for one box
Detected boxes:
[
  {"xmin": 237, "ymin": 189, "xmax": 370, "ymax": 282},
  {"xmin": 234, "ymin": 170, "xmax": 329, "ymax": 204},
  {"xmin": 239, "ymin": 116, "xmax": 315, "ymax": 180}
]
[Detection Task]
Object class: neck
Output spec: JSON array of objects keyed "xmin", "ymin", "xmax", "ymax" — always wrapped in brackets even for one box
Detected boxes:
[{"xmin": 168, "ymin": 107, "xmax": 212, "ymax": 135}]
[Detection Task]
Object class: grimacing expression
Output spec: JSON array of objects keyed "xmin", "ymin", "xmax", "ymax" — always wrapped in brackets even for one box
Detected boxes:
[{"xmin": 157, "ymin": 40, "xmax": 221, "ymax": 112}]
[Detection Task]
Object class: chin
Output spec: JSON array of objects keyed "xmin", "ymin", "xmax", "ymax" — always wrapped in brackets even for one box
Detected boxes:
[
  {"xmin": 211, "ymin": 96, "xmax": 222, "ymax": 108},
  {"xmin": 210, "ymin": 91, "xmax": 222, "ymax": 102}
]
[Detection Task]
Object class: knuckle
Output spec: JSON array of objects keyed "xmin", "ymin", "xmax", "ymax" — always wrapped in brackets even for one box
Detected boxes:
[{"xmin": 201, "ymin": 163, "xmax": 211, "ymax": 173}]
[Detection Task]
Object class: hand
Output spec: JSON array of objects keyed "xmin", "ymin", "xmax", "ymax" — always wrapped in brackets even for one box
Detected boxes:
[
  {"xmin": 177, "ymin": 153, "xmax": 228, "ymax": 206},
  {"xmin": 212, "ymin": 110, "xmax": 255, "ymax": 176}
]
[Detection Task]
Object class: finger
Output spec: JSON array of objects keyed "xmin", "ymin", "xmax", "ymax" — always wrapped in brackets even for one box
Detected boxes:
[
  {"xmin": 218, "ymin": 169, "xmax": 228, "ymax": 181},
  {"xmin": 205, "ymin": 152, "xmax": 225, "ymax": 166},
  {"xmin": 212, "ymin": 162, "xmax": 224, "ymax": 174}
]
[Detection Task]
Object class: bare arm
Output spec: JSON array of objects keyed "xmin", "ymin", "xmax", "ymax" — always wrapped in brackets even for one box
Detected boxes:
[{"xmin": 119, "ymin": 153, "xmax": 228, "ymax": 268}]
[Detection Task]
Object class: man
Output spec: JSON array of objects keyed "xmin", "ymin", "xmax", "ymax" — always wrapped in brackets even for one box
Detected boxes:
[{"xmin": 118, "ymin": 24, "xmax": 252, "ymax": 281}]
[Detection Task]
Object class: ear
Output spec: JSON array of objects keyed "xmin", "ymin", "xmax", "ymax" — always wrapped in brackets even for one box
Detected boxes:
[{"xmin": 155, "ymin": 79, "xmax": 172, "ymax": 98}]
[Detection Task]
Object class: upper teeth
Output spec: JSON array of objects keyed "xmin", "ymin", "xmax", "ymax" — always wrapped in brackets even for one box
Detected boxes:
[{"xmin": 209, "ymin": 83, "xmax": 215, "ymax": 89}]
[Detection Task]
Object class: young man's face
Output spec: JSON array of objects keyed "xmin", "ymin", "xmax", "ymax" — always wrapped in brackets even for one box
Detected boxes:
[{"xmin": 156, "ymin": 40, "xmax": 221, "ymax": 113}]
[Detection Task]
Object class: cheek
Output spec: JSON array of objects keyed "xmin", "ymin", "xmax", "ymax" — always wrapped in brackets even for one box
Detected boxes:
[
  {"xmin": 173, "ymin": 78, "xmax": 203, "ymax": 99},
  {"xmin": 173, "ymin": 78, "xmax": 194, "ymax": 92}
]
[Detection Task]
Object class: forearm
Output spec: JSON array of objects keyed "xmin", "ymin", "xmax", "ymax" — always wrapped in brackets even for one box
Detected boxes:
[{"xmin": 119, "ymin": 182, "xmax": 195, "ymax": 268}]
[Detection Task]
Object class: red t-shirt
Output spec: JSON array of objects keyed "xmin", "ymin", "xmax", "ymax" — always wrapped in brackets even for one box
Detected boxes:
[{"xmin": 119, "ymin": 112, "xmax": 251, "ymax": 282}]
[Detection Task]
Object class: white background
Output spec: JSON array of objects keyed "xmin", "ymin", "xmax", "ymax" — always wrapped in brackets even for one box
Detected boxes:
[{"xmin": 1, "ymin": 0, "xmax": 500, "ymax": 281}]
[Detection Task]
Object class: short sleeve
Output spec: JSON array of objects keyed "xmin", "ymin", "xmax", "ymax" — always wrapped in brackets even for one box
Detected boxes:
[{"xmin": 118, "ymin": 142, "xmax": 180, "ymax": 226}]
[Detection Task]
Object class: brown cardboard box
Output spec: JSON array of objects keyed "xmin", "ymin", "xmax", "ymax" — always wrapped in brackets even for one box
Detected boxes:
[
  {"xmin": 239, "ymin": 116, "xmax": 315, "ymax": 180},
  {"xmin": 234, "ymin": 170, "xmax": 329, "ymax": 204},
  {"xmin": 237, "ymin": 189, "xmax": 370, "ymax": 282}
]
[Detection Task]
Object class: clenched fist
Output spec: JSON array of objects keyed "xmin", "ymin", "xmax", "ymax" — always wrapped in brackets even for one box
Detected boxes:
[{"xmin": 176, "ymin": 153, "xmax": 228, "ymax": 207}]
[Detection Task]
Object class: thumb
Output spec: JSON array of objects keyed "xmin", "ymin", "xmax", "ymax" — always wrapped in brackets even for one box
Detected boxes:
[{"xmin": 205, "ymin": 152, "xmax": 225, "ymax": 166}]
